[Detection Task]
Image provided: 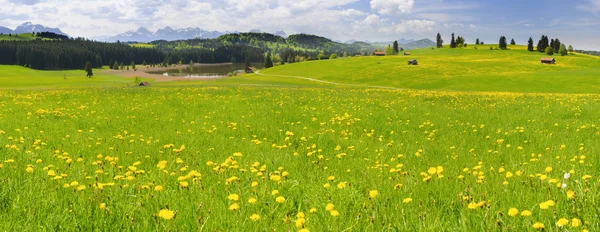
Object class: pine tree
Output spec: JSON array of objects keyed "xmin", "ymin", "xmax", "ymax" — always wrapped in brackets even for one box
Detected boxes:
[
  {"xmin": 527, "ymin": 37, "xmax": 534, "ymax": 51},
  {"xmin": 264, "ymin": 53, "xmax": 273, "ymax": 68},
  {"xmin": 131, "ymin": 61, "xmax": 136, "ymax": 70},
  {"xmin": 475, "ymin": 38, "xmax": 480, "ymax": 45},
  {"xmin": 436, "ymin": 33, "xmax": 444, "ymax": 48},
  {"xmin": 393, "ymin": 41, "xmax": 399, "ymax": 55},
  {"xmin": 450, "ymin": 33, "xmax": 457, "ymax": 48},
  {"xmin": 84, "ymin": 61, "xmax": 93, "ymax": 78},
  {"xmin": 112, "ymin": 61, "xmax": 119, "ymax": 70},
  {"xmin": 499, "ymin": 36, "xmax": 507, "ymax": 50},
  {"xmin": 510, "ymin": 38, "xmax": 516, "ymax": 45}
]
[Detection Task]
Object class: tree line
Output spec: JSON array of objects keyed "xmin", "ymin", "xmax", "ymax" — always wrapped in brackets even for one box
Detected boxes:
[
  {"xmin": 436, "ymin": 32, "xmax": 573, "ymax": 56},
  {"xmin": 0, "ymin": 39, "xmax": 264, "ymax": 70}
]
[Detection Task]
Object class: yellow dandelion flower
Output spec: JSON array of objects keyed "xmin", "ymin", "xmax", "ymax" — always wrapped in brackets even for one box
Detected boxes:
[
  {"xmin": 158, "ymin": 209, "xmax": 175, "ymax": 220},
  {"xmin": 567, "ymin": 190, "xmax": 575, "ymax": 199},
  {"xmin": 328, "ymin": 176, "xmax": 335, "ymax": 181},
  {"xmin": 179, "ymin": 181, "xmax": 189, "ymax": 187},
  {"xmin": 251, "ymin": 181, "xmax": 258, "ymax": 187},
  {"xmin": 271, "ymin": 190, "xmax": 279, "ymax": 195},
  {"xmin": 228, "ymin": 194, "xmax": 239, "ymax": 201},
  {"xmin": 533, "ymin": 222, "xmax": 544, "ymax": 230},
  {"xmin": 248, "ymin": 198, "xmax": 257, "ymax": 204},
  {"xmin": 337, "ymin": 182, "xmax": 347, "ymax": 189},
  {"xmin": 25, "ymin": 166, "xmax": 34, "ymax": 173},
  {"xmin": 427, "ymin": 167, "xmax": 437, "ymax": 175},
  {"xmin": 539, "ymin": 202, "xmax": 549, "ymax": 210},
  {"xmin": 154, "ymin": 185, "xmax": 164, "ymax": 191},
  {"xmin": 276, "ymin": 196, "xmax": 286, "ymax": 204},
  {"xmin": 270, "ymin": 175, "xmax": 281, "ymax": 182},
  {"xmin": 329, "ymin": 210, "xmax": 340, "ymax": 217},
  {"xmin": 468, "ymin": 202, "xmax": 478, "ymax": 209},
  {"xmin": 309, "ymin": 208, "xmax": 317, "ymax": 213},
  {"xmin": 556, "ymin": 218, "xmax": 569, "ymax": 227},
  {"xmin": 325, "ymin": 203, "xmax": 335, "ymax": 211},
  {"xmin": 297, "ymin": 212, "xmax": 305, "ymax": 219},
  {"xmin": 295, "ymin": 218, "xmax": 306, "ymax": 228},
  {"xmin": 323, "ymin": 183, "xmax": 331, "ymax": 188},
  {"xmin": 508, "ymin": 208, "xmax": 519, "ymax": 217},
  {"xmin": 99, "ymin": 203, "xmax": 107, "ymax": 210},
  {"xmin": 545, "ymin": 200, "xmax": 555, "ymax": 207},
  {"xmin": 228, "ymin": 203, "xmax": 240, "ymax": 211},
  {"xmin": 505, "ymin": 172, "xmax": 513, "ymax": 178},
  {"xmin": 545, "ymin": 167, "xmax": 553, "ymax": 173},
  {"xmin": 369, "ymin": 190, "xmax": 379, "ymax": 199},
  {"xmin": 299, "ymin": 229, "xmax": 310, "ymax": 232},
  {"xmin": 520, "ymin": 210, "xmax": 532, "ymax": 216},
  {"xmin": 403, "ymin": 198, "xmax": 413, "ymax": 204},
  {"xmin": 249, "ymin": 214, "xmax": 260, "ymax": 221},
  {"xmin": 571, "ymin": 218, "xmax": 582, "ymax": 227}
]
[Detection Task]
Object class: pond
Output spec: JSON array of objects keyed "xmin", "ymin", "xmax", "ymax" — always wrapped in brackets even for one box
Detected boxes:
[{"xmin": 148, "ymin": 63, "xmax": 264, "ymax": 78}]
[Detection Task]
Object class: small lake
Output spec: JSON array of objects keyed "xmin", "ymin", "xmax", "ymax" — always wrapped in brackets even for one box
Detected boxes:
[{"xmin": 149, "ymin": 63, "xmax": 264, "ymax": 78}]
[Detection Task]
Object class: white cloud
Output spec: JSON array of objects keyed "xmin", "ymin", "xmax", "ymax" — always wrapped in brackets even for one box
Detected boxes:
[
  {"xmin": 370, "ymin": 0, "xmax": 414, "ymax": 15},
  {"xmin": 577, "ymin": 0, "xmax": 600, "ymax": 13},
  {"xmin": 395, "ymin": 20, "xmax": 435, "ymax": 33}
]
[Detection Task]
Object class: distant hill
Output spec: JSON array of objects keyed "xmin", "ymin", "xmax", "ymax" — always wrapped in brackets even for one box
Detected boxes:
[
  {"xmin": 0, "ymin": 26, "xmax": 12, "ymax": 34},
  {"xmin": 13, "ymin": 22, "xmax": 67, "ymax": 36},
  {"xmin": 401, "ymin": 39, "xmax": 436, "ymax": 50},
  {"xmin": 100, "ymin": 26, "xmax": 224, "ymax": 42}
]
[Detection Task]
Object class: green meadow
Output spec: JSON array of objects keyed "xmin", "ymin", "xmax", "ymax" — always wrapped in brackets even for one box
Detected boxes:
[
  {"xmin": 0, "ymin": 47, "xmax": 599, "ymax": 231},
  {"xmin": 260, "ymin": 45, "xmax": 600, "ymax": 93}
]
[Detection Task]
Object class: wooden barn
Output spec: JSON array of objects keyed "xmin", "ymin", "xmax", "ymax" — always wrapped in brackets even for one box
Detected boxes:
[
  {"xmin": 374, "ymin": 51, "xmax": 386, "ymax": 56},
  {"xmin": 541, "ymin": 58, "xmax": 556, "ymax": 64},
  {"xmin": 139, "ymin": 82, "xmax": 151, "ymax": 87},
  {"xmin": 404, "ymin": 52, "xmax": 411, "ymax": 56},
  {"xmin": 408, "ymin": 59, "xmax": 418, "ymax": 65}
]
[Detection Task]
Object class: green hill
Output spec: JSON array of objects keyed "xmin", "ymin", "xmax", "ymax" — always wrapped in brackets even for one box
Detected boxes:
[
  {"xmin": 259, "ymin": 45, "xmax": 600, "ymax": 93},
  {"xmin": 0, "ymin": 33, "xmax": 39, "ymax": 41}
]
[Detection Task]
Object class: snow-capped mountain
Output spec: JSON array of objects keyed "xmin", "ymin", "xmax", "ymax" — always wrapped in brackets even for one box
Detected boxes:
[
  {"xmin": 275, "ymin": 31, "xmax": 287, "ymax": 38},
  {"xmin": 13, "ymin": 22, "xmax": 67, "ymax": 35},
  {"xmin": 100, "ymin": 26, "xmax": 225, "ymax": 42}
]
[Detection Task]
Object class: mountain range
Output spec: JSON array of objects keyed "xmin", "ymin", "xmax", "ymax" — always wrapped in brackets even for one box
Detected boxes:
[{"xmin": 0, "ymin": 22, "xmax": 67, "ymax": 36}]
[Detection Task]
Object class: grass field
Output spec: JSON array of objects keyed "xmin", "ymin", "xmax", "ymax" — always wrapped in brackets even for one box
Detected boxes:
[
  {"xmin": 0, "ymin": 33, "xmax": 48, "ymax": 41},
  {"xmin": 0, "ymin": 47, "xmax": 599, "ymax": 231},
  {"xmin": 0, "ymin": 66, "xmax": 152, "ymax": 89},
  {"xmin": 260, "ymin": 45, "xmax": 600, "ymax": 93}
]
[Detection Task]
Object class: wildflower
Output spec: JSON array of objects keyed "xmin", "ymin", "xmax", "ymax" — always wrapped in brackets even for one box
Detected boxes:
[
  {"xmin": 297, "ymin": 212, "xmax": 305, "ymax": 218},
  {"xmin": 270, "ymin": 175, "xmax": 281, "ymax": 182},
  {"xmin": 539, "ymin": 202, "xmax": 549, "ymax": 210},
  {"xmin": 299, "ymin": 229, "xmax": 310, "ymax": 232},
  {"xmin": 228, "ymin": 203, "xmax": 240, "ymax": 211},
  {"xmin": 403, "ymin": 198, "xmax": 413, "ymax": 203},
  {"xmin": 271, "ymin": 190, "xmax": 279, "ymax": 195},
  {"xmin": 295, "ymin": 218, "xmax": 306, "ymax": 228},
  {"xmin": 228, "ymin": 194, "xmax": 239, "ymax": 201},
  {"xmin": 248, "ymin": 198, "xmax": 257, "ymax": 204},
  {"xmin": 309, "ymin": 208, "xmax": 317, "ymax": 213},
  {"xmin": 520, "ymin": 210, "xmax": 532, "ymax": 216},
  {"xmin": 179, "ymin": 181, "xmax": 189, "ymax": 188},
  {"xmin": 329, "ymin": 210, "xmax": 340, "ymax": 217},
  {"xmin": 533, "ymin": 222, "xmax": 544, "ymax": 230},
  {"xmin": 250, "ymin": 214, "xmax": 260, "ymax": 221},
  {"xmin": 508, "ymin": 208, "xmax": 519, "ymax": 216},
  {"xmin": 468, "ymin": 202, "xmax": 478, "ymax": 209},
  {"xmin": 546, "ymin": 200, "xmax": 555, "ymax": 206},
  {"xmin": 154, "ymin": 185, "xmax": 164, "ymax": 191},
  {"xmin": 323, "ymin": 183, "xmax": 331, "ymax": 188},
  {"xmin": 325, "ymin": 203, "xmax": 335, "ymax": 211},
  {"xmin": 251, "ymin": 181, "xmax": 258, "ymax": 187},
  {"xmin": 158, "ymin": 209, "xmax": 175, "ymax": 220},
  {"xmin": 545, "ymin": 167, "xmax": 553, "ymax": 173},
  {"xmin": 571, "ymin": 218, "xmax": 582, "ymax": 227},
  {"xmin": 556, "ymin": 218, "xmax": 569, "ymax": 227},
  {"xmin": 567, "ymin": 190, "xmax": 575, "ymax": 199},
  {"xmin": 505, "ymin": 172, "xmax": 513, "ymax": 178},
  {"xmin": 276, "ymin": 196, "xmax": 286, "ymax": 204},
  {"xmin": 328, "ymin": 176, "xmax": 335, "ymax": 181},
  {"xmin": 99, "ymin": 203, "xmax": 107, "ymax": 210},
  {"xmin": 337, "ymin": 182, "xmax": 346, "ymax": 189},
  {"xmin": 564, "ymin": 173, "xmax": 571, "ymax": 179},
  {"xmin": 25, "ymin": 166, "xmax": 34, "ymax": 173},
  {"xmin": 369, "ymin": 190, "xmax": 379, "ymax": 199}
]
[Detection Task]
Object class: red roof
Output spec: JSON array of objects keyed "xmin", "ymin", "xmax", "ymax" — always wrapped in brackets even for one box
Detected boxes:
[
  {"xmin": 541, "ymin": 58, "xmax": 555, "ymax": 61},
  {"xmin": 374, "ymin": 52, "xmax": 386, "ymax": 55}
]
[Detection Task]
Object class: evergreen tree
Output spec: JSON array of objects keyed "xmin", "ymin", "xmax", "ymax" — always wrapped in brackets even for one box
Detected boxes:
[
  {"xmin": 527, "ymin": 37, "xmax": 534, "ymax": 51},
  {"xmin": 264, "ymin": 53, "xmax": 273, "ymax": 68},
  {"xmin": 568, "ymin": 45, "xmax": 574, "ymax": 53},
  {"xmin": 112, "ymin": 61, "xmax": 119, "ymax": 70},
  {"xmin": 559, "ymin": 44, "xmax": 568, "ymax": 56},
  {"xmin": 553, "ymin": 38, "xmax": 561, "ymax": 53},
  {"xmin": 510, "ymin": 38, "xmax": 516, "ymax": 45},
  {"xmin": 436, "ymin": 33, "xmax": 444, "ymax": 48},
  {"xmin": 393, "ymin": 40, "xmax": 399, "ymax": 54},
  {"xmin": 84, "ymin": 61, "xmax": 93, "ymax": 78},
  {"xmin": 499, "ymin": 36, "xmax": 507, "ymax": 50},
  {"xmin": 456, "ymin": 36, "xmax": 465, "ymax": 47},
  {"xmin": 131, "ymin": 61, "xmax": 136, "ymax": 70},
  {"xmin": 475, "ymin": 38, "xmax": 480, "ymax": 45},
  {"xmin": 450, "ymin": 33, "xmax": 457, "ymax": 48}
]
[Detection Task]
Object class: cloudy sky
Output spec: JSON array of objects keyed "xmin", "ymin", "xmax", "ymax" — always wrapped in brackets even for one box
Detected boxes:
[{"xmin": 1, "ymin": 0, "xmax": 600, "ymax": 49}]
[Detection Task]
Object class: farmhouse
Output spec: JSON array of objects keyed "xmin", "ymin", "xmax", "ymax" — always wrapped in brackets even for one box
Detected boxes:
[
  {"xmin": 374, "ymin": 51, "xmax": 386, "ymax": 56},
  {"xmin": 139, "ymin": 82, "xmax": 151, "ymax": 87},
  {"xmin": 408, "ymin": 59, "xmax": 418, "ymax": 65},
  {"xmin": 404, "ymin": 52, "xmax": 411, "ymax": 56},
  {"xmin": 541, "ymin": 58, "xmax": 556, "ymax": 64}
]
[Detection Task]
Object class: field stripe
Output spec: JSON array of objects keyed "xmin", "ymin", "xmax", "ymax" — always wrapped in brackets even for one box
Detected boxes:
[{"xmin": 255, "ymin": 70, "xmax": 404, "ymax": 90}]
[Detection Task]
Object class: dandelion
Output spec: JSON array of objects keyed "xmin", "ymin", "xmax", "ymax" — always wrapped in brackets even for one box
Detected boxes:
[
  {"xmin": 295, "ymin": 218, "xmax": 306, "ymax": 228},
  {"xmin": 369, "ymin": 190, "xmax": 378, "ymax": 199},
  {"xmin": 309, "ymin": 208, "xmax": 317, "ymax": 213},
  {"xmin": 508, "ymin": 208, "xmax": 519, "ymax": 216},
  {"xmin": 228, "ymin": 194, "xmax": 239, "ymax": 201},
  {"xmin": 179, "ymin": 181, "xmax": 189, "ymax": 188},
  {"xmin": 99, "ymin": 203, "xmax": 107, "ymax": 210},
  {"xmin": 567, "ymin": 190, "xmax": 575, "ymax": 199},
  {"xmin": 468, "ymin": 202, "xmax": 478, "ymax": 209},
  {"xmin": 228, "ymin": 203, "xmax": 240, "ymax": 211},
  {"xmin": 25, "ymin": 166, "xmax": 34, "ymax": 173},
  {"xmin": 571, "ymin": 218, "xmax": 582, "ymax": 227},
  {"xmin": 299, "ymin": 229, "xmax": 310, "ymax": 232},
  {"xmin": 328, "ymin": 176, "xmax": 335, "ymax": 181},
  {"xmin": 403, "ymin": 198, "xmax": 413, "ymax": 204},
  {"xmin": 248, "ymin": 198, "xmax": 257, "ymax": 204},
  {"xmin": 556, "ymin": 218, "xmax": 569, "ymax": 227},
  {"xmin": 158, "ymin": 209, "xmax": 175, "ymax": 220},
  {"xmin": 325, "ymin": 203, "xmax": 335, "ymax": 211},
  {"xmin": 520, "ymin": 210, "xmax": 532, "ymax": 216},
  {"xmin": 323, "ymin": 183, "xmax": 331, "ymax": 188},
  {"xmin": 154, "ymin": 185, "xmax": 164, "ymax": 191},
  {"xmin": 251, "ymin": 181, "xmax": 258, "ymax": 187},
  {"xmin": 329, "ymin": 210, "xmax": 340, "ymax": 217},
  {"xmin": 249, "ymin": 214, "xmax": 260, "ymax": 221},
  {"xmin": 545, "ymin": 167, "xmax": 553, "ymax": 173},
  {"xmin": 276, "ymin": 196, "xmax": 286, "ymax": 204},
  {"xmin": 533, "ymin": 222, "xmax": 544, "ymax": 230},
  {"xmin": 271, "ymin": 190, "xmax": 279, "ymax": 195},
  {"xmin": 337, "ymin": 182, "xmax": 347, "ymax": 189}
]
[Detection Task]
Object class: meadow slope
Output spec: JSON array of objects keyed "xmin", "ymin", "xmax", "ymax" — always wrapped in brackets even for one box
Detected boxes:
[{"xmin": 260, "ymin": 45, "xmax": 600, "ymax": 93}]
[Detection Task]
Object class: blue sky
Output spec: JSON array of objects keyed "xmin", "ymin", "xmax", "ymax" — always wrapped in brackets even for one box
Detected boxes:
[{"xmin": 1, "ymin": 0, "xmax": 599, "ymax": 49}]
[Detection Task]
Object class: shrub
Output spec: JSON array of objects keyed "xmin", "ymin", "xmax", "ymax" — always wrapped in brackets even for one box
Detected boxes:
[{"xmin": 329, "ymin": 54, "xmax": 338, "ymax": 59}]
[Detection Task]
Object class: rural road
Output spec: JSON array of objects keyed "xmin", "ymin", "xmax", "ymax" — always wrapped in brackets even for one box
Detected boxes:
[{"xmin": 254, "ymin": 70, "xmax": 404, "ymax": 90}]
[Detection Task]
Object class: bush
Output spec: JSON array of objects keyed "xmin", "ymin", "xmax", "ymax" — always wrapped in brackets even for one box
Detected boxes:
[
  {"xmin": 545, "ymin": 47, "xmax": 554, "ymax": 55},
  {"xmin": 133, "ymin": 76, "xmax": 142, "ymax": 84},
  {"xmin": 329, "ymin": 54, "xmax": 338, "ymax": 59}
]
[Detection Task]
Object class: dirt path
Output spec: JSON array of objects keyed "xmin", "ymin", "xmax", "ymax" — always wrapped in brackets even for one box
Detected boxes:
[{"xmin": 254, "ymin": 70, "xmax": 404, "ymax": 90}]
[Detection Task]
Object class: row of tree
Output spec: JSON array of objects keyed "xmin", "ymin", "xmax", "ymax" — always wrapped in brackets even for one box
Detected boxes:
[{"xmin": 0, "ymin": 39, "xmax": 265, "ymax": 70}]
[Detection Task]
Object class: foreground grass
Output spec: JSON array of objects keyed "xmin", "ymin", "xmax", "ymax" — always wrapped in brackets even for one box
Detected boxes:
[
  {"xmin": 261, "ymin": 45, "xmax": 600, "ymax": 93},
  {"xmin": 0, "ymin": 86, "xmax": 598, "ymax": 231}
]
